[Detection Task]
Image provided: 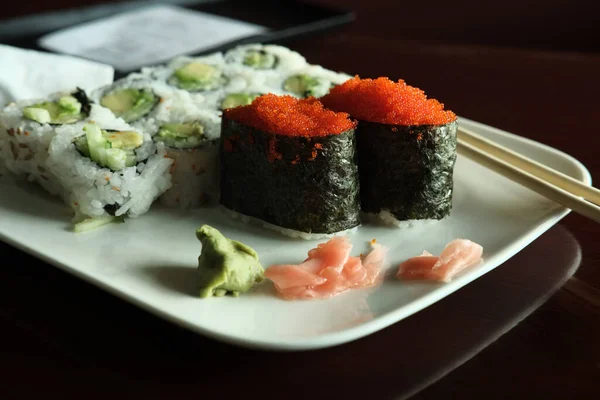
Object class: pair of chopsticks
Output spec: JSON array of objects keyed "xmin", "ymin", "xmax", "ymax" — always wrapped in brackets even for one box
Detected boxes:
[{"xmin": 456, "ymin": 127, "xmax": 600, "ymax": 223}]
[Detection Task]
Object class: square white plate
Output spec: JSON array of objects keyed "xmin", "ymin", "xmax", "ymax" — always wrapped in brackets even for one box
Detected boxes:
[{"xmin": 0, "ymin": 117, "xmax": 591, "ymax": 351}]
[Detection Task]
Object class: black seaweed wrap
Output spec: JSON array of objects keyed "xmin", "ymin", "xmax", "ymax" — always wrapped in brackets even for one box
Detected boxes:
[
  {"xmin": 220, "ymin": 117, "xmax": 361, "ymax": 234},
  {"xmin": 356, "ymin": 120, "xmax": 458, "ymax": 221}
]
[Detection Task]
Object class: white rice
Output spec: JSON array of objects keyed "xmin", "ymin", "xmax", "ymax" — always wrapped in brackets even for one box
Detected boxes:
[
  {"xmin": 220, "ymin": 206, "xmax": 360, "ymax": 240},
  {"xmin": 133, "ymin": 96, "xmax": 222, "ymax": 140},
  {"xmin": 124, "ymin": 86, "xmax": 222, "ymax": 209},
  {"xmin": 223, "ymin": 44, "xmax": 308, "ymax": 76},
  {"xmin": 0, "ymin": 89, "xmax": 94, "ymax": 196},
  {"xmin": 139, "ymin": 53, "xmax": 249, "ymax": 111},
  {"xmin": 45, "ymin": 110, "xmax": 173, "ymax": 220},
  {"xmin": 159, "ymin": 140, "xmax": 220, "ymax": 208},
  {"xmin": 265, "ymin": 63, "xmax": 353, "ymax": 99},
  {"xmin": 90, "ymin": 76, "xmax": 209, "ymax": 124}
]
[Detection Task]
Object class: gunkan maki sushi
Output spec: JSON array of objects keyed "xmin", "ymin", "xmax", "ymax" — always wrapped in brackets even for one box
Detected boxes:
[
  {"xmin": 321, "ymin": 76, "xmax": 458, "ymax": 226},
  {"xmin": 220, "ymin": 94, "xmax": 361, "ymax": 239}
]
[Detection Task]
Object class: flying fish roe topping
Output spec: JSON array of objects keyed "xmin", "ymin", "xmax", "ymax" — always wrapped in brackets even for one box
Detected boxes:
[
  {"xmin": 321, "ymin": 76, "xmax": 457, "ymax": 126},
  {"xmin": 223, "ymin": 94, "xmax": 356, "ymax": 137}
]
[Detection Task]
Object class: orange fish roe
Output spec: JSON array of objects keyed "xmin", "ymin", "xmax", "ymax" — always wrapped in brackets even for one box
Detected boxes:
[
  {"xmin": 321, "ymin": 76, "xmax": 457, "ymax": 126},
  {"xmin": 223, "ymin": 94, "xmax": 356, "ymax": 137}
]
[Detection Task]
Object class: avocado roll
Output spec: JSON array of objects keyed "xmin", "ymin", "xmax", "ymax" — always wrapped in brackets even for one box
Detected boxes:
[
  {"xmin": 91, "ymin": 75, "xmax": 191, "ymax": 124},
  {"xmin": 280, "ymin": 65, "xmax": 352, "ymax": 99},
  {"xmin": 223, "ymin": 44, "xmax": 308, "ymax": 77},
  {"xmin": 0, "ymin": 87, "xmax": 93, "ymax": 195},
  {"xmin": 321, "ymin": 76, "xmax": 458, "ymax": 226},
  {"xmin": 148, "ymin": 110, "xmax": 221, "ymax": 208},
  {"xmin": 224, "ymin": 44, "xmax": 351, "ymax": 100},
  {"xmin": 46, "ymin": 105, "xmax": 172, "ymax": 230},
  {"xmin": 220, "ymin": 94, "xmax": 360, "ymax": 239}
]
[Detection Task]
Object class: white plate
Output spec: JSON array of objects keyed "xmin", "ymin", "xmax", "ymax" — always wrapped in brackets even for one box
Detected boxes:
[{"xmin": 0, "ymin": 117, "xmax": 591, "ymax": 351}]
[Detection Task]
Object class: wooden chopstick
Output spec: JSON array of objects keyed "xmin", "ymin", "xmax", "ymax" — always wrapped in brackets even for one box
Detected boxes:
[
  {"xmin": 458, "ymin": 127, "xmax": 600, "ymax": 205},
  {"xmin": 456, "ymin": 136, "xmax": 600, "ymax": 224}
]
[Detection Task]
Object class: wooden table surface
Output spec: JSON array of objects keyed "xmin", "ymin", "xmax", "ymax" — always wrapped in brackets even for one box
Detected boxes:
[{"xmin": 1, "ymin": 1, "xmax": 600, "ymax": 398}]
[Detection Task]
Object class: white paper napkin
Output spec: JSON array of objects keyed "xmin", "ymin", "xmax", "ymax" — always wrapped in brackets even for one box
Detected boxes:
[{"xmin": 0, "ymin": 44, "xmax": 114, "ymax": 106}]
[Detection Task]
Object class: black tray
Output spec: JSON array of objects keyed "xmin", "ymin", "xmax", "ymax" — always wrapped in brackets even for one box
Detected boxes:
[{"xmin": 0, "ymin": 0, "xmax": 355, "ymax": 75}]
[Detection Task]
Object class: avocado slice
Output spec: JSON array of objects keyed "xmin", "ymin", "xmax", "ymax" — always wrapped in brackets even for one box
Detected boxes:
[
  {"xmin": 104, "ymin": 130, "xmax": 144, "ymax": 150},
  {"xmin": 169, "ymin": 62, "xmax": 227, "ymax": 92},
  {"xmin": 23, "ymin": 95, "xmax": 86, "ymax": 125},
  {"xmin": 75, "ymin": 124, "xmax": 143, "ymax": 171},
  {"xmin": 242, "ymin": 50, "xmax": 278, "ymax": 70},
  {"xmin": 100, "ymin": 88, "xmax": 158, "ymax": 123},
  {"xmin": 283, "ymin": 74, "xmax": 328, "ymax": 98},
  {"xmin": 220, "ymin": 93, "xmax": 261, "ymax": 110},
  {"xmin": 156, "ymin": 121, "xmax": 205, "ymax": 149}
]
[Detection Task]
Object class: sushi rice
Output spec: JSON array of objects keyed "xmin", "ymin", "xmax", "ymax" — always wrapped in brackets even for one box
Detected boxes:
[
  {"xmin": 0, "ymin": 88, "xmax": 92, "ymax": 196},
  {"xmin": 142, "ymin": 107, "xmax": 221, "ymax": 208},
  {"xmin": 46, "ymin": 105, "xmax": 172, "ymax": 224}
]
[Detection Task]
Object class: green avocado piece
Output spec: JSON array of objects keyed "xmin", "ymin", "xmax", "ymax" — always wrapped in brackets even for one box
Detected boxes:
[
  {"xmin": 220, "ymin": 93, "xmax": 261, "ymax": 110},
  {"xmin": 23, "ymin": 107, "xmax": 52, "ymax": 124},
  {"xmin": 76, "ymin": 124, "xmax": 141, "ymax": 171},
  {"xmin": 283, "ymin": 74, "xmax": 326, "ymax": 98},
  {"xmin": 23, "ymin": 95, "xmax": 84, "ymax": 125},
  {"xmin": 195, "ymin": 225, "xmax": 264, "ymax": 298},
  {"xmin": 242, "ymin": 50, "xmax": 278, "ymax": 69},
  {"xmin": 58, "ymin": 95, "xmax": 82, "ymax": 113},
  {"xmin": 104, "ymin": 130, "xmax": 144, "ymax": 150},
  {"xmin": 170, "ymin": 62, "xmax": 226, "ymax": 92},
  {"xmin": 156, "ymin": 121, "xmax": 205, "ymax": 149},
  {"xmin": 100, "ymin": 88, "xmax": 158, "ymax": 123}
]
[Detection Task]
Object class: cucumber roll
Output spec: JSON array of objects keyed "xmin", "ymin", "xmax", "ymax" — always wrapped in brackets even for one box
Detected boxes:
[
  {"xmin": 223, "ymin": 44, "xmax": 308, "ymax": 78},
  {"xmin": 91, "ymin": 75, "xmax": 193, "ymax": 124},
  {"xmin": 149, "ymin": 111, "xmax": 221, "ymax": 208},
  {"xmin": 321, "ymin": 76, "xmax": 458, "ymax": 226},
  {"xmin": 46, "ymin": 105, "xmax": 172, "ymax": 231},
  {"xmin": 280, "ymin": 65, "xmax": 352, "ymax": 99},
  {"xmin": 0, "ymin": 88, "xmax": 92, "ymax": 195},
  {"xmin": 220, "ymin": 94, "xmax": 360, "ymax": 239}
]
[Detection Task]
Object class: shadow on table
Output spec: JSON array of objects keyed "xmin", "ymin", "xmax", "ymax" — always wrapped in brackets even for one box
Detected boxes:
[
  {"xmin": 143, "ymin": 264, "xmax": 197, "ymax": 297},
  {"xmin": 0, "ymin": 224, "xmax": 583, "ymax": 399},
  {"xmin": 0, "ymin": 177, "xmax": 69, "ymax": 221}
]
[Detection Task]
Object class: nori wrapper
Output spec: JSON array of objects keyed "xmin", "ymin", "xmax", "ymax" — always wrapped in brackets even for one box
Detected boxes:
[
  {"xmin": 220, "ymin": 117, "xmax": 361, "ymax": 234},
  {"xmin": 357, "ymin": 120, "xmax": 458, "ymax": 221}
]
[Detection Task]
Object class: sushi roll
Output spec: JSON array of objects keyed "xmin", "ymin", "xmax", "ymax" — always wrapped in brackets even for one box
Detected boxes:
[
  {"xmin": 109, "ymin": 77, "xmax": 223, "ymax": 208},
  {"xmin": 219, "ymin": 94, "xmax": 361, "ymax": 239},
  {"xmin": 0, "ymin": 88, "xmax": 92, "ymax": 195},
  {"xmin": 223, "ymin": 44, "xmax": 351, "ymax": 101},
  {"xmin": 90, "ymin": 74, "xmax": 208, "ymax": 125},
  {"xmin": 142, "ymin": 53, "xmax": 249, "ymax": 113},
  {"xmin": 223, "ymin": 44, "xmax": 308, "ymax": 75},
  {"xmin": 321, "ymin": 76, "xmax": 458, "ymax": 226},
  {"xmin": 45, "ymin": 104, "xmax": 172, "ymax": 231},
  {"xmin": 146, "ymin": 109, "xmax": 221, "ymax": 208},
  {"xmin": 278, "ymin": 64, "xmax": 352, "ymax": 99}
]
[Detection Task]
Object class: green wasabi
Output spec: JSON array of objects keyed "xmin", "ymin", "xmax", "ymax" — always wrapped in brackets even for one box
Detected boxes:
[{"xmin": 195, "ymin": 225, "xmax": 264, "ymax": 298}]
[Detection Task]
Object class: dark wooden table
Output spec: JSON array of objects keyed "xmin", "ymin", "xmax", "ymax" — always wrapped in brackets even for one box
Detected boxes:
[{"xmin": 2, "ymin": 1, "xmax": 600, "ymax": 398}]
